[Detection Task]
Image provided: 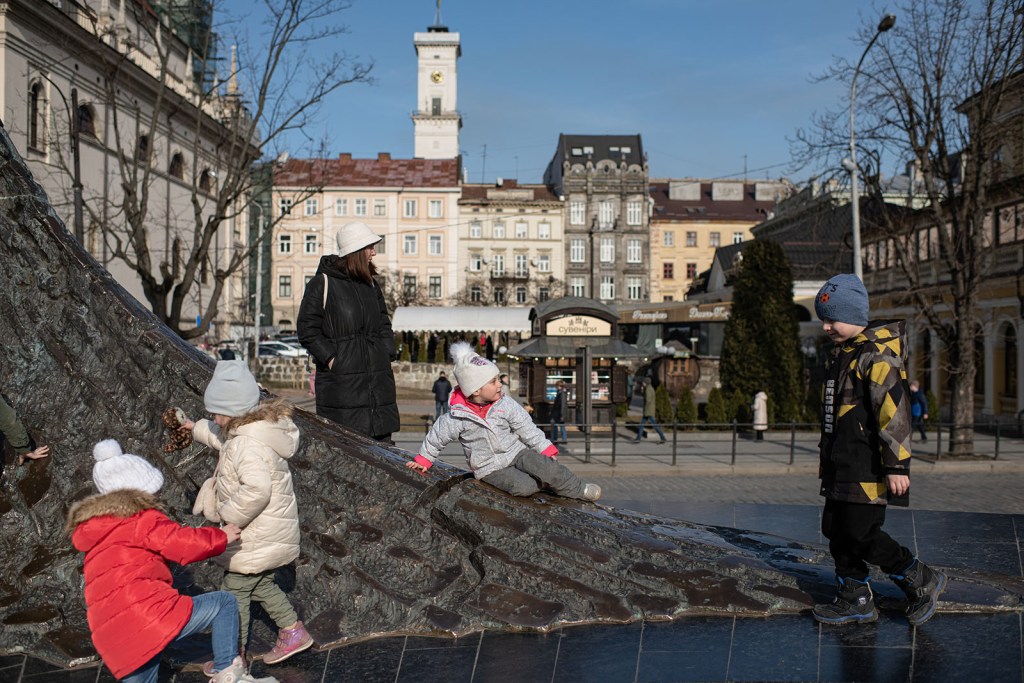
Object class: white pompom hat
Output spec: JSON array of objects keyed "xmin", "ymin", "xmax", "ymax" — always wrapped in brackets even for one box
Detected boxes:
[
  {"xmin": 450, "ymin": 341, "xmax": 499, "ymax": 397},
  {"xmin": 92, "ymin": 439, "xmax": 164, "ymax": 495},
  {"xmin": 335, "ymin": 221, "xmax": 382, "ymax": 258}
]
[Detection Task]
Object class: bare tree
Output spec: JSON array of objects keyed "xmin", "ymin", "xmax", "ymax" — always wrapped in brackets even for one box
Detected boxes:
[
  {"xmin": 451, "ymin": 275, "xmax": 563, "ymax": 307},
  {"xmin": 54, "ymin": 0, "xmax": 371, "ymax": 339},
  {"xmin": 376, "ymin": 268, "xmax": 431, "ymax": 314},
  {"xmin": 793, "ymin": 0, "xmax": 1024, "ymax": 455}
]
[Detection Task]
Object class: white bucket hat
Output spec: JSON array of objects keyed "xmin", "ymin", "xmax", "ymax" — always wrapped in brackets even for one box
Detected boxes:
[{"xmin": 336, "ymin": 221, "xmax": 382, "ymax": 257}]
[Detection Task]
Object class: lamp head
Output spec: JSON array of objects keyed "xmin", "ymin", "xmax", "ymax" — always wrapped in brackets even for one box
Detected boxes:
[{"xmin": 878, "ymin": 14, "xmax": 896, "ymax": 32}]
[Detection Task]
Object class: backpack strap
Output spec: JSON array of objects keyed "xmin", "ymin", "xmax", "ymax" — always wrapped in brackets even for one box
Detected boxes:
[{"xmin": 322, "ymin": 273, "xmax": 328, "ymax": 309}]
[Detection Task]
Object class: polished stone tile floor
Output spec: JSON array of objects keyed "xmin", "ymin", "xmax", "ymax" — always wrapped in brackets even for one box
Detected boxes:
[{"xmin": 3, "ymin": 502, "xmax": 1022, "ymax": 683}]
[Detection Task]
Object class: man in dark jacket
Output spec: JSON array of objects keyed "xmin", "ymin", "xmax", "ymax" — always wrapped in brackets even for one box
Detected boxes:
[
  {"xmin": 812, "ymin": 274, "xmax": 944, "ymax": 627},
  {"xmin": 550, "ymin": 381, "xmax": 568, "ymax": 444},
  {"xmin": 297, "ymin": 222, "xmax": 400, "ymax": 441},
  {"xmin": 432, "ymin": 372, "xmax": 453, "ymax": 419}
]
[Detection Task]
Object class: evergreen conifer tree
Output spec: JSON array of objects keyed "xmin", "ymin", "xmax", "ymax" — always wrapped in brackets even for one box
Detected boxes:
[
  {"xmin": 719, "ymin": 240, "xmax": 804, "ymax": 421},
  {"xmin": 675, "ymin": 386, "xmax": 698, "ymax": 429},
  {"xmin": 655, "ymin": 384, "xmax": 673, "ymax": 424},
  {"xmin": 705, "ymin": 387, "xmax": 729, "ymax": 427}
]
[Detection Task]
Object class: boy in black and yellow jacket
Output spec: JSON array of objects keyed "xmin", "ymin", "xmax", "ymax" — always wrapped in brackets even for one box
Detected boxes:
[{"xmin": 813, "ymin": 274, "xmax": 945, "ymax": 626}]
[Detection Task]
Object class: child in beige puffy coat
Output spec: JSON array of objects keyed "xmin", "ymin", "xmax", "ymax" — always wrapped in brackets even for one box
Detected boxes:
[{"xmin": 182, "ymin": 360, "xmax": 312, "ymax": 667}]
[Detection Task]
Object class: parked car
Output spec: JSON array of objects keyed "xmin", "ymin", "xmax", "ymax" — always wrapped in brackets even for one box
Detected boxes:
[{"xmin": 258, "ymin": 341, "xmax": 305, "ymax": 357}]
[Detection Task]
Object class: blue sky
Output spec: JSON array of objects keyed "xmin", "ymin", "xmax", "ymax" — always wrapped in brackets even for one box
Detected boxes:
[{"xmin": 218, "ymin": 1, "xmax": 888, "ymax": 184}]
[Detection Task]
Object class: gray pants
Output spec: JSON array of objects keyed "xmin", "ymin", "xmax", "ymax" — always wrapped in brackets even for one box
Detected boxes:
[
  {"xmin": 481, "ymin": 449, "xmax": 586, "ymax": 499},
  {"xmin": 222, "ymin": 569, "xmax": 298, "ymax": 647}
]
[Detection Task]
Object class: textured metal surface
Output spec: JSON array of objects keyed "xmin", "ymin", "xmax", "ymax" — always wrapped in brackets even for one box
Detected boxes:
[{"xmin": 0, "ymin": 122, "xmax": 1021, "ymax": 671}]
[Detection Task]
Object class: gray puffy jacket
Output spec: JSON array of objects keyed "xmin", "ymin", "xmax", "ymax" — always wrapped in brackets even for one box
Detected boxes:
[{"xmin": 418, "ymin": 391, "xmax": 553, "ymax": 479}]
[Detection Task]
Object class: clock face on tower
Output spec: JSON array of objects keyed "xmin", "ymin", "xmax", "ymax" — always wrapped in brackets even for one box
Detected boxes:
[{"xmin": 430, "ymin": 70, "xmax": 444, "ymax": 84}]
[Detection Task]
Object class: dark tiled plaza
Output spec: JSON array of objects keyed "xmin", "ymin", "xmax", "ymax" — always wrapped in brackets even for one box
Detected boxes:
[{"xmin": 3, "ymin": 501, "xmax": 1022, "ymax": 683}]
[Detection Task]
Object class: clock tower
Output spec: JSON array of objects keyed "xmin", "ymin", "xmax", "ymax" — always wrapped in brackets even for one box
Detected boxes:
[{"xmin": 412, "ymin": 15, "xmax": 461, "ymax": 159}]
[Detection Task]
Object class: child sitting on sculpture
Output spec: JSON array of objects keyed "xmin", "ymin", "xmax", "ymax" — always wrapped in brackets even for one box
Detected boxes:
[
  {"xmin": 406, "ymin": 342, "xmax": 602, "ymax": 502},
  {"xmin": 66, "ymin": 439, "xmax": 274, "ymax": 683},
  {"xmin": 180, "ymin": 360, "xmax": 312, "ymax": 667}
]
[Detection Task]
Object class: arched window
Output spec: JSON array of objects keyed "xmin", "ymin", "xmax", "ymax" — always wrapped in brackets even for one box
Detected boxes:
[
  {"xmin": 199, "ymin": 168, "xmax": 214, "ymax": 192},
  {"xmin": 168, "ymin": 152, "xmax": 184, "ymax": 179},
  {"xmin": 1003, "ymin": 324, "xmax": 1018, "ymax": 399},
  {"xmin": 28, "ymin": 82, "xmax": 44, "ymax": 149},
  {"xmin": 135, "ymin": 134, "xmax": 150, "ymax": 163},
  {"xmin": 76, "ymin": 103, "xmax": 96, "ymax": 137}
]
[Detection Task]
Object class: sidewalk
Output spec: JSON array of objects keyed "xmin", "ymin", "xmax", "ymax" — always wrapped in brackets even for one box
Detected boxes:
[{"xmin": 277, "ymin": 389, "xmax": 1024, "ymax": 477}]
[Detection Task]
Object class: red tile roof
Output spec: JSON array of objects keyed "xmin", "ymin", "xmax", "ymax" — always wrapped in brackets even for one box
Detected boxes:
[{"xmin": 274, "ymin": 154, "xmax": 461, "ymax": 188}]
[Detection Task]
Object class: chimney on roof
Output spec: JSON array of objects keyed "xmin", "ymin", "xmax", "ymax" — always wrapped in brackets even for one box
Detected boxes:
[
  {"xmin": 338, "ymin": 153, "xmax": 352, "ymax": 161},
  {"xmin": 378, "ymin": 152, "xmax": 391, "ymax": 161}
]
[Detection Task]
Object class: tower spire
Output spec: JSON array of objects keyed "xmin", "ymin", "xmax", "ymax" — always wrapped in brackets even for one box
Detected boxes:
[{"xmin": 434, "ymin": 0, "xmax": 442, "ymax": 27}]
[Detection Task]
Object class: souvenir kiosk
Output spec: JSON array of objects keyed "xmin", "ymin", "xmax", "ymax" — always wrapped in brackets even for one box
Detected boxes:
[{"xmin": 508, "ymin": 297, "xmax": 647, "ymax": 426}]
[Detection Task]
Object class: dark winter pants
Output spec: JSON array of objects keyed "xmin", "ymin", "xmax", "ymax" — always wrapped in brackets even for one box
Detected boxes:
[
  {"xmin": 912, "ymin": 415, "xmax": 928, "ymax": 440},
  {"xmin": 482, "ymin": 449, "xmax": 586, "ymax": 499},
  {"xmin": 821, "ymin": 499, "xmax": 913, "ymax": 581}
]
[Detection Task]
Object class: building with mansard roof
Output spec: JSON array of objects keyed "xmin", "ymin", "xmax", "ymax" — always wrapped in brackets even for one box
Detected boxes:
[
  {"xmin": 6, "ymin": 0, "xmax": 255, "ymax": 338},
  {"xmin": 544, "ymin": 134, "xmax": 650, "ymax": 306}
]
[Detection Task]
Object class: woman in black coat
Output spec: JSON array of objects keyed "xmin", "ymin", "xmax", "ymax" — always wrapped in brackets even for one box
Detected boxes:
[{"xmin": 297, "ymin": 222, "xmax": 400, "ymax": 441}]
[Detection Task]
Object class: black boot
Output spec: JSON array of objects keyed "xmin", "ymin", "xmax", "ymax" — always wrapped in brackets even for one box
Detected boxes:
[
  {"xmin": 812, "ymin": 576, "xmax": 878, "ymax": 624},
  {"xmin": 889, "ymin": 558, "xmax": 946, "ymax": 626}
]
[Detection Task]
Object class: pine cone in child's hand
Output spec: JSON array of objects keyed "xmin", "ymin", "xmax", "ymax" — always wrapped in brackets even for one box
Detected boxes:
[{"xmin": 162, "ymin": 407, "xmax": 193, "ymax": 452}]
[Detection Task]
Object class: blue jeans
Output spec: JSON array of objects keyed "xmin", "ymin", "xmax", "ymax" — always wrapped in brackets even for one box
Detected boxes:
[
  {"xmin": 435, "ymin": 400, "xmax": 450, "ymax": 419},
  {"xmin": 551, "ymin": 421, "xmax": 567, "ymax": 443},
  {"xmin": 121, "ymin": 591, "xmax": 239, "ymax": 683},
  {"xmin": 635, "ymin": 416, "xmax": 666, "ymax": 442}
]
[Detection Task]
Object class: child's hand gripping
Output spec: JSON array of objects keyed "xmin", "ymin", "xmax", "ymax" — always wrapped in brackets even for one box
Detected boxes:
[{"xmin": 221, "ymin": 523, "xmax": 242, "ymax": 545}]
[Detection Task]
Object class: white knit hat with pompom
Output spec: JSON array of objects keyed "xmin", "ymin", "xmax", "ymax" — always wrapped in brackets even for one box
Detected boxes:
[
  {"xmin": 92, "ymin": 439, "xmax": 164, "ymax": 495},
  {"xmin": 450, "ymin": 341, "xmax": 499, "ymax": 398}
]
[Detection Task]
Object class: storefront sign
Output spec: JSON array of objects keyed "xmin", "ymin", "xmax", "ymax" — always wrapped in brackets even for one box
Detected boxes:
[
  {"xmin": 688, "ymin": 305, "xmax": 730, "ymax": 321},
  {"xmin": 546, "ymin": 315, "xmax": 611, "ymax": 337},
  {"xmin": 631, "ymin": 309, "xmax": 669, "ymax": 321}
]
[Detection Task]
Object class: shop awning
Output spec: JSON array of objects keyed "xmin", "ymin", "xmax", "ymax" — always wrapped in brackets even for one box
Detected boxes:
[
  {"xmin": 507, "ymin": 336, "xmax": 648, "ymax": 359},
  {"xmin": 391, "ymin": 306, "xmax": 532, "ymax": 334}
]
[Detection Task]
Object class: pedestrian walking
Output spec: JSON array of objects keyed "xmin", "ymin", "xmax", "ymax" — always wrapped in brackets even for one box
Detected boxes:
[
  {"xmin": 909, "ymin": 380, "xmax": 929, "ymax": 441},
  {"xmin": 812, "ymin": 273, "xmax": 945, "ymax": 626},
  {"xmin": 634, "ymin": 379, "xmax": 667, "ymax": 444}
]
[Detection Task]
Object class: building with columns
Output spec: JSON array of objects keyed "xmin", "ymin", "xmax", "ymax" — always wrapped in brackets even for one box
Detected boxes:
[
  {"xmin": 4, "ymin": 0, "xmax": 254, "ymax": 338},
  {"xmin": 456, "ymin": 180, "xmax": 565, "ymax": 306},
  {"xmin": 544, "ymin": 134, "xmax": 651, "ymax": 305}
]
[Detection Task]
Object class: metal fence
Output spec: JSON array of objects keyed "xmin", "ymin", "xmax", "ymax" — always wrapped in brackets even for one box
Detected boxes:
[{"xmin": 395, "ymin": 418, "xmax": 1024, "ymax": 467}]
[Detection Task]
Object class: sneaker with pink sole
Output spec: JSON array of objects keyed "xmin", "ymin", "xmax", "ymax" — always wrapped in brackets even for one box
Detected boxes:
[{"xmin": 262, "ymin": 621, "xmax": 313, "ymax": 665}]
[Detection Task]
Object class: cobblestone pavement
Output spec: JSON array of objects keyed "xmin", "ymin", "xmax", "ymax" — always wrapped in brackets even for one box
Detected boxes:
[{"xmin": 592, "ymin": 470, "xmax": 1024, "ymax": 514}]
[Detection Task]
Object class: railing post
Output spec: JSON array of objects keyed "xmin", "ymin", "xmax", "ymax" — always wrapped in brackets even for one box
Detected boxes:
[
  {"xmin": 935, "ymin": 422, "xmax": 942, "ymax": 461},
  {"xmin": 671, "ymin": 420, "xmax": 678, "ymax": 466},
  {"xmin": 584, "ymin": 422, "xmax": 591, "ymax": 463},
  {"xmin": 994, "ymin": 420, "xmax": 1000, "ymax": 461},
  {"xmin": 731, "ymin": 419, "xmax": 738, "ymax": 465},
  {"xmin": 789, "ymin": 421, "xmax": 796, "ymax": 465},
  {"xmin": 611, "ymin": 417, "xmax": 617, "ymax": 466}
]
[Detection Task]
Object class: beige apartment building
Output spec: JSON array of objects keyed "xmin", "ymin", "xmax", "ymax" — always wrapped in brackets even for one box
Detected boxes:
[
  {"xmin": 649, "ymin": 180, "xmax": 791, "ymax": 302},
  {"xmin": 270, "ymin": 154, "xmax": 461, "ymax": 327},
  {"xmin": 457, "ymin": 180, "xmax": 565, "ymax": 306}
]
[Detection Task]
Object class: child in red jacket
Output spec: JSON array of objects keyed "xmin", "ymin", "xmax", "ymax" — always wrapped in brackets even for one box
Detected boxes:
[{"xmin": 66, "ymin": 439, "xmax": 275, "ymax": 683}]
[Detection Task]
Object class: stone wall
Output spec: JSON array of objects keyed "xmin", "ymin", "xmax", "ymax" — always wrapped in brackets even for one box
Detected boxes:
[{"xmin": 255, "ymin": 356, "xmax": 310, "ymax": 389}]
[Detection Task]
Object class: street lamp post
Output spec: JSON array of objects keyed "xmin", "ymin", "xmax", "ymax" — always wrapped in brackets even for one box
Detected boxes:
[
  {"xmin": 847, "ymin": 13, "xmax": 896, "ymax": 280},
  {"xmin": 38, "ymin": 75, "xmax": 84, "ymax": 243},
  {"xmin": 250, "ymin": 200, "xmax": 265, "ymax": 366}
]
